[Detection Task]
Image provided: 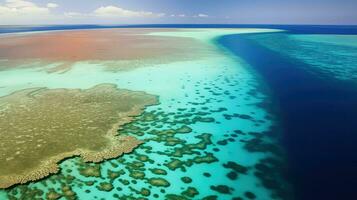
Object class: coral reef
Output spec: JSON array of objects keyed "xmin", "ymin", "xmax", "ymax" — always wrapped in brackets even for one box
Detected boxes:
[{"xmin": 0, "ymin": 84, "xmax": 158, "ymax": 188}]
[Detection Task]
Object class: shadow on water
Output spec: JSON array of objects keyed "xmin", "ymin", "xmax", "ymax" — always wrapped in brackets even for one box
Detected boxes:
[{"xmin": 218, "ymin": 34, "xmax": 357, "ymax": 200}]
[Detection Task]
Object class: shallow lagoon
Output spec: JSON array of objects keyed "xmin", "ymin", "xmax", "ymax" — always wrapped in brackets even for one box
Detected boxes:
[
  {"xmin": 0, "ymin": 28, "xmax": 288, "ymax": 199},
  {"xmin": 247, "ymin": 33, "xmax": 357, "ymax": 82}
]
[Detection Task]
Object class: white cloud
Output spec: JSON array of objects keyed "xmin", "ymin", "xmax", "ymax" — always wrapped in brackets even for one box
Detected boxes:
[
  {"xmin": 169, "ymin": 14, "xmax": 186, "ymax": 18},
  {"xmin": 0, "ymin": 1, "xmax": 207, "ymax": 24},
  {"xmin": 5, "ymin": 0, "xmax": 36, "ymax": 8},
  {"xmin": 197, "ymin": 13, "xmax": 209, "ymax": 18},
  {"xmin": 94, "ymin": 5, "xmax": 165, "ymax": 18},
  {"xmin": 64, "ymin": 12, "xmax": 85, "ymax": 18},
  {"xmin": 47, "ymin": 3, "xmax": 58, "ymax": 8},
  {"xmin": 0, "ymin": 0, "xmax": 50, "ymax": 19}
]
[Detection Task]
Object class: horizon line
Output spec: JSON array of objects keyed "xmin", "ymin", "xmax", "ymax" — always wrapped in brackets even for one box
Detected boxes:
[{"xmin": 1, "ymin": 23, "xmax": 357, "ymax": 27}]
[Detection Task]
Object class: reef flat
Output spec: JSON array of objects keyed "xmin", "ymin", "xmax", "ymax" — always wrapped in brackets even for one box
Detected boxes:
[
  {"xmin": 0, "ymin": 84, "xmax": 157, "ymax": 188},
  {"xmin": 0, "ymin": 28, "xmax": 287, "ymax": 199}
]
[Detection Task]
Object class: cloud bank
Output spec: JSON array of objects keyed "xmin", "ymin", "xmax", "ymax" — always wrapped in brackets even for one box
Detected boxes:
[
  {"xmin": 0, "ymin": 0, "xmax": 215, "ymax": 25},
  {"xmin": 94, "ymin": 6, "xmax": 165, "ymax": 18}
]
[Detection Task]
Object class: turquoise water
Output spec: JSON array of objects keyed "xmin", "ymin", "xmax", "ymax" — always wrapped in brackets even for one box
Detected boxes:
[
  {"xmin": 248, "ymin": 33, "xmax": 357, "ymax": 82},
  {"xmin": 219, "ymin": 29, "xmax": 357, "ymax": 200},
  {"xmin": 0, "ymin": 29, "xmax": 288, "ymax": 199}
]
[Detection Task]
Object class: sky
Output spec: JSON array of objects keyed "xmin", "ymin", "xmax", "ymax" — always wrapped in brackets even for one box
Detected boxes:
[{"xmin": 0, "ymin": 0, "xmax": 356, "ymax": 25}]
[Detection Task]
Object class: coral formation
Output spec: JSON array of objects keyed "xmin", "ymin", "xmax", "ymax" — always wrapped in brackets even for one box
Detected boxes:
[{"xmin": 0, "ymin": 84, "xmax": 158, "ymax": 188}]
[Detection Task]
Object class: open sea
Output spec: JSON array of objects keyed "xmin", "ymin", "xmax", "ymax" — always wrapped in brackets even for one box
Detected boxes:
[{"xmin": 0, "ymin": 25, "xmax": 357, "ymax": 200}]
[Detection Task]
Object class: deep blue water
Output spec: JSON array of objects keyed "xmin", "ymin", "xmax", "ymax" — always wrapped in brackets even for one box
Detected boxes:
[{"xmin": 218, "ymin": 28, "xmax": 357, "ymax": 200}]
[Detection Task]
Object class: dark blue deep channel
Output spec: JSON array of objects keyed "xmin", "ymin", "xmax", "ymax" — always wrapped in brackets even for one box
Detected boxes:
[{"xmin": 218, "ymin": 33, "xmax": 357, "ymax": 200}]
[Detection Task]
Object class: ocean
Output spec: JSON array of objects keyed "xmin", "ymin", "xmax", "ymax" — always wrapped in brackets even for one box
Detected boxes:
[
  {"xmin": 219, "ymin": 28, "xmax": 357, "ymax": 199},
  {"xmin": 0, "ymin": 25, "xmax": 356, "ymax": 200}
]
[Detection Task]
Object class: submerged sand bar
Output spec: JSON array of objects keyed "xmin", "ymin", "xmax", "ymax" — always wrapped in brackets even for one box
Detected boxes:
[
  {"xmin": 0, "ymin": 28, "xmax": 209, "ymax": 72},
  {"xmin": 0, "ymin": 84, "xmax": 157, "ymax": 188}
]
